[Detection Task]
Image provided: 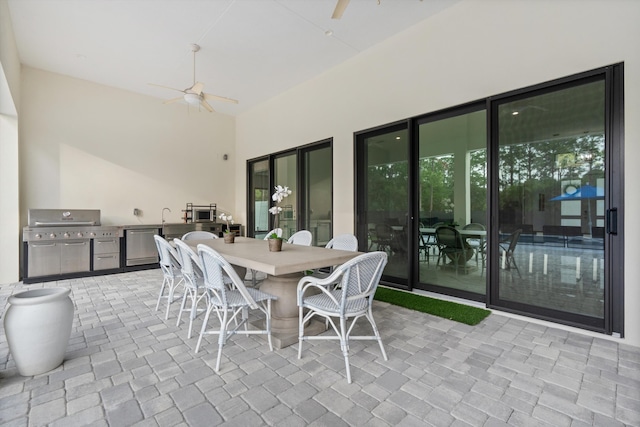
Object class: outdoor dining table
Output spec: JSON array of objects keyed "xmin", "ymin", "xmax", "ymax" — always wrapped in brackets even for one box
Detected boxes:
[{"xmin": 186, "ymin": 236, "xmax": 361, "ymax": 348}]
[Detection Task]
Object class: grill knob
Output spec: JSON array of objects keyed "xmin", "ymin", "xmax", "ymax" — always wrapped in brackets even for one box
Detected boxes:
[
  {"xmin": 63, "ymin": 233, "xmax": 70, "ymax": 238},
  {"xmin": 35, "ymin": 233, "xmax": 42, "ymax": 239},
  {"xmin": 49, "ymin": 233, "xmax": 56, "ymax": 238},
  {"xmin": 90, "ymin": 232, "xmax": 96, "ymax": 237},
  {"xmin": 77, "ymin": 232, "xmax": 83, "ymax": 238}
]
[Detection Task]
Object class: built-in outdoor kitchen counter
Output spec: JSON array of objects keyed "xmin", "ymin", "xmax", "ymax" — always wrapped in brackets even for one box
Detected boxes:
[{"xmin": 22, "ymin": 209, "xmax": 244, "ymax": 284}]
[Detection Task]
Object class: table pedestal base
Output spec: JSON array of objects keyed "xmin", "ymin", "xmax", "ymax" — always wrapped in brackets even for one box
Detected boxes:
[{"xmin": 257, "ymin": 272, "xmax": 326, "ymax": 349}]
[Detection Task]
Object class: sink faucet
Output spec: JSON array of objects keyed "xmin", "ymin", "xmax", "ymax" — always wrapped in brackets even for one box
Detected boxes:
[{"xmin": 162, "ymin": 207, "xmax": 171, "ymax": 225}]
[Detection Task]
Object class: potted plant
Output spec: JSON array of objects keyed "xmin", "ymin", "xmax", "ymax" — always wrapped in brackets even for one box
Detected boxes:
[
  {"xmin": 219, "ymin": 213, "xmax": 235, "ymax": 243},
  {"xmin": 268, "ymin": 184, "xmax": 291, "ymax": 252}
]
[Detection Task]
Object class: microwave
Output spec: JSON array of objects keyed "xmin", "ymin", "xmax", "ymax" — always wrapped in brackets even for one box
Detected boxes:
[{"xmin": 192, "ymin": 207, "xmax": 216, "ymax": 222}]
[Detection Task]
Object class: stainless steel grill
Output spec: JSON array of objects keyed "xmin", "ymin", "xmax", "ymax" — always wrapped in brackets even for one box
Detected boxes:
[{"xmin": 22, "ymin": 209, "xmax": 123, "ymax": 283}]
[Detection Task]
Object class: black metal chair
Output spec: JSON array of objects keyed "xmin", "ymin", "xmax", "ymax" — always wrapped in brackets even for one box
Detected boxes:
[
  {"xmin": 372, "ymin": 223, "xmax": 394, "ymax": 254},
  {"xmin": 499, "ymin": 229, "xmax": 522, "ymax": 277},
  {"xmin": 435, "ymin": 226, "xmax": 473, "ymax": 274}
]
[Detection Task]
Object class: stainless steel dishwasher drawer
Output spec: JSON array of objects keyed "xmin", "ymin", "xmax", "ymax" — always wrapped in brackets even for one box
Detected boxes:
[
  {"xmin": 125, "ymin": 229, "xmax": 159, "ymax": 266},
  {"xmin": 93, "ymin": 237, "xmax": 121, "ymax": 270}
]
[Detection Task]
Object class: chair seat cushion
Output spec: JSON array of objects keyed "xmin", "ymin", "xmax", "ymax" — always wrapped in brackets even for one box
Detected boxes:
[
  {"xmin": 208, "ymin": 288, "xmax": 276, "ymax": 307},
  {"xmin": 304, "ymin": 290, "xmax": 368, "ymax": 314}
]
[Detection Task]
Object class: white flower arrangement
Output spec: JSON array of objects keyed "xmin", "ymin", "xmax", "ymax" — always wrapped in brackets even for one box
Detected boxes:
[
  {"xmin": 268, "ymin": 185, "xmax": 291, "ymax": 238},
  {"xmin": 219, "ymin": 212, "xmax": 234, "ymax": 233}
]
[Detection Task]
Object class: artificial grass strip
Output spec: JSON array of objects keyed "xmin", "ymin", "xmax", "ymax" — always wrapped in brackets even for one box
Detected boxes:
[{"xmin": 374, "ymin": 286, "xmax": 491, "ymax": 326}]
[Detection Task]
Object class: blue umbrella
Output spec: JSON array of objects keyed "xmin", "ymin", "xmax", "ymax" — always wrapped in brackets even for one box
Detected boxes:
[
  {"xmin": 550, "ymin": 184, "xmax": 604, "ymax": 237},
  {"xmin": 549, "ymin": 184, "xmax": 604, "ymax": 201}
]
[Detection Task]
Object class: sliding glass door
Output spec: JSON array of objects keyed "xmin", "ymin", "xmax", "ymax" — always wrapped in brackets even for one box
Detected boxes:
[
  {"xmin": 247, "ymin": 140, "xmax": 333, "ymax": 245},
  {"xmin": 248, "ymin": 159, "xmax": 270, "ymax": 239},
  {"xmin": 356, "ymin": 122, "xmax": 410, "ymax": 287},
  {"xmin": 416, "ymin": 106, "xmax": 487, "ymax": 298},
  {"xmin": 489, "ymin": 73, "xmax": 618, "ymax": 331},
  {"xmin": 354, "ymin": 65, "xmax": 623, "ymax": 334}
]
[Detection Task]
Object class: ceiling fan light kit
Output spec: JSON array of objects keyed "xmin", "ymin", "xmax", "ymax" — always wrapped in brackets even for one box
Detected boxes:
[{"xmin": 150, "ymin": 43, "xmax": 238, "ymax": 113}]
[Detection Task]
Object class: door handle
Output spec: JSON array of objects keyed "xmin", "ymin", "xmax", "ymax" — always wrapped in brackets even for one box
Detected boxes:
[
  {"xmin": 606, "ymin": 208, "xmax": 617, "ymax": 235},
  {"xmin": 64, "ymin": 242, "xmax": 88, "ymax": 246}
]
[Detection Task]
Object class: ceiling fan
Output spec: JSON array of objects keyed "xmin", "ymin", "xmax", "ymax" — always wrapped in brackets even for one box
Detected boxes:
[{"xmin": 149, "ymin": 43, "xmax": 238, "ymax": 112}]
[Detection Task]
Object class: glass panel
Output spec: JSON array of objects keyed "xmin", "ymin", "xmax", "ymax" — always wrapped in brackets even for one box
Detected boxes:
[
  {"xmin": 418, "ymin": 110, "xmax": 487, "ymax": 295},
  {"xmin": 302, "ymin": 145, "xmax": 332, "ymax": 246},
  {"xmin": 274, "ymin": 153, "xmax": 297, "ymax": 239},
  {"xmin": 496, "ymin": 80, "xmax": 605, "ymax": 321},
  {"xmin": 362, "ymin": 127, "xmax": 409, "ymax": 281},
  {"xmin": 249, "ymin": 159, "xmax": 270, "ymax": 239}
]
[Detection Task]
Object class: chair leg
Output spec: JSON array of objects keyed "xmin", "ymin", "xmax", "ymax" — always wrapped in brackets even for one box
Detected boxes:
[
  {"xmin": 297, "ymin": 306, "xmax": 304, "ymax": 359},
  {"xmin": 266, "ymin": 299, "xmax": 273, "ymax": 352},
  {"xmin": 155, "ymin": 276, "xmax": 168, "ymax": 311},
  {"xmin": 164, "ymin": 277, "xmax": 176, "ymax": 320},
  {"xmin": 195, "ymin": 303, "xmax": 214, "ymax": 354},
  {"xmin": 339, "ymin": 316, "xmax": 352, "ymax": 384},
  {"xmin": 215, "ymin": 310, "xmax": 229, "ymax": 373},
  {"xmin": 176, "ymin": 287, "xmax": 189, "ymax": 327},
  {"xmin": 366, "ymin": 308, "xmax": 388, "ymax": 361}
]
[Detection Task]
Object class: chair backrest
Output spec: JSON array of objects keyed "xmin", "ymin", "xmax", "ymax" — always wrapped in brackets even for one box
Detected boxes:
[
  {"xmin": 325, "ymin": 234, "xmax": 358, "ymax": 251},
  {"xmin": 506, "ymin": 229, "xmax": 522, "ymax": 254},
  {"xmin": 287, "ymin": 230, "xmax": 313, "ymax": 246},
  {"xmin": 463, "ymin": 223, "xmax": 485, "ymax": 231},
  {"xmin": 435, "ymin": 226, "xmax": 465, "ymax": 249},
  {"xmin": 174, "ymin": 238, "xmax": 203, "ymax": 284},
  {"xmin": 197, "ymin": 244, "xmax": 259, "ymax": 309},
  {"xmin": 154, "ymin": 234, "xmax": 181, "ymax": 276},
  {"xmin": 375, "ymin": 224, "xmax": 393, "ymax": 240},
  {"xmin": 333, "ymin": 252, "xmax": 388, "ymax": 312},
  {"xmin": 263, "ymin": 228, "xmax": 283, "ymax": 240},
  {"xmin": 182, "ymin": 231, "xmax": 218, "ymax": 240}
]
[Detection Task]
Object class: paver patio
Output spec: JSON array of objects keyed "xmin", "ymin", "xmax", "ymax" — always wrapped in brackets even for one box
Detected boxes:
[{"xmin": 1, "ymin": 269, "xmax": 638, "ymax": 426}]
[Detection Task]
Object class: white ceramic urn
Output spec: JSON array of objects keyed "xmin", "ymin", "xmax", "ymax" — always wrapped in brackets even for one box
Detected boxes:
[{"xmin": 3, "ymin": 287, "xmax": 74, "ymax": 376}]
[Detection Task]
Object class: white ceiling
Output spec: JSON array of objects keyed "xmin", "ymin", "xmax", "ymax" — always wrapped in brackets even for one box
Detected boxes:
[{"xmin": 7, "ymin": 0, "xmax": 460, "ymax": 115}]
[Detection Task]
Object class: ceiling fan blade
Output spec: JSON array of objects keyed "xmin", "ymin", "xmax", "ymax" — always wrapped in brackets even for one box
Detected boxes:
[
  {"xmin": 204, "ymin": 92, "xmax": 239, "ymax": 104},
  {"xmin": 201, "ymin": 99, "xmax": 215, "ymax": 113},
  {"xmin": 190, "ymin": 82, "xmax": 204, "ymax": 95},
  {"xmin": 162, "ymin": 97, "xmax": 183, "ymax": 104},
  {"xmin": 148, "ymin": 83, "xmax": 185, "ymax": 93},
  {"xmin": 332, "ymin": 0, "xmax": 350, "ymax": 19}
]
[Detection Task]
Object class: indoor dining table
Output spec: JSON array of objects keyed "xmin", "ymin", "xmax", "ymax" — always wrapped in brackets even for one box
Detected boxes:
[{"xmin": 186, "ymin": 236, "xmax": 361, "ymax": 348}]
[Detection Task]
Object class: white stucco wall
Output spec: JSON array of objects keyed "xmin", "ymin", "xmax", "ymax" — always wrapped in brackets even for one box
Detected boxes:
[
  {"xmin": 235, "ymin": 0, "xmax": 640, "ymax": 347},
  {"xmin": 19, "ymin": 67, "xmax": 237, "ymax": 226},
  {"xmin": 0, "ymin": 0, "xmax": 21, "ymax": 284}
]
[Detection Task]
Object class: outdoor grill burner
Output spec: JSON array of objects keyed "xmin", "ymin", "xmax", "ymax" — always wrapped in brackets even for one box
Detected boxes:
[{"xmin": 22, "ymin": 209, "xmax": 123, "ymax": 283}]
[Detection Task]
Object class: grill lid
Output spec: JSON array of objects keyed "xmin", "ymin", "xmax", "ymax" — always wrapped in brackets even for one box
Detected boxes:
[{"xmin": 27, "ymin": 209, "xmax": 101, "ymax": 227}]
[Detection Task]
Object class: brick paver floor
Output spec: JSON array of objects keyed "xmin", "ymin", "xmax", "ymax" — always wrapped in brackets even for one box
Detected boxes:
[{"xmin": 1, "ymin": 269, "xmax": 639, "ymax": 426}]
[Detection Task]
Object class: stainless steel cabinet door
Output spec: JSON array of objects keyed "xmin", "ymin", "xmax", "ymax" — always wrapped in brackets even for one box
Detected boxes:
[
  {"xmin": 60, "ymin": 240, "xmax": 90, "ymax": 274},
  {"xmin": 27, "ymin": 242, "xmax": 61, "ymax": 277}
]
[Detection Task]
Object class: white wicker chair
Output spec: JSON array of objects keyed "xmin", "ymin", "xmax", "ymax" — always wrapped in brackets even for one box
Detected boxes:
[
  {"xmin": 262, "ymin": 228, "xmax": 283, "ymax": 240},
  {"xmin": 173, "ymin": 239, "xmax": 209, "ymax": 339},
  {"xmin": 182, "ymin": 231, "xmax": 218, "ymax": 240},
  {"xmin": 326, "ymin": 234, "xmax": 358, "ymax": 251},
  {"xmin": 297, "ymin": 251, "xmax": 388, "ymax": 383},
  {"xmin": 287, "ymin": 230, "xmax": 313, "ymax": 246},
  {"xmin": 196, "ymin": 244, "xmax": 278, "ymax": 372},
  {"xmin": 153, "ymin": 235, "xmax": 184, "ymax": 320}
]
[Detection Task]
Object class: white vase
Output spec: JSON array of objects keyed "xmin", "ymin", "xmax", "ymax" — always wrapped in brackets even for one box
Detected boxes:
[{"xmin": 3, "ymin": 287, "xmax": 74, "ymax": 376}]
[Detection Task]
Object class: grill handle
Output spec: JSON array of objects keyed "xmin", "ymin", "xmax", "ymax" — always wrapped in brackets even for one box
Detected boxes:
[{"xmin": 34, "ymin": 221, "xmax": 97, "ymax": 226}]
